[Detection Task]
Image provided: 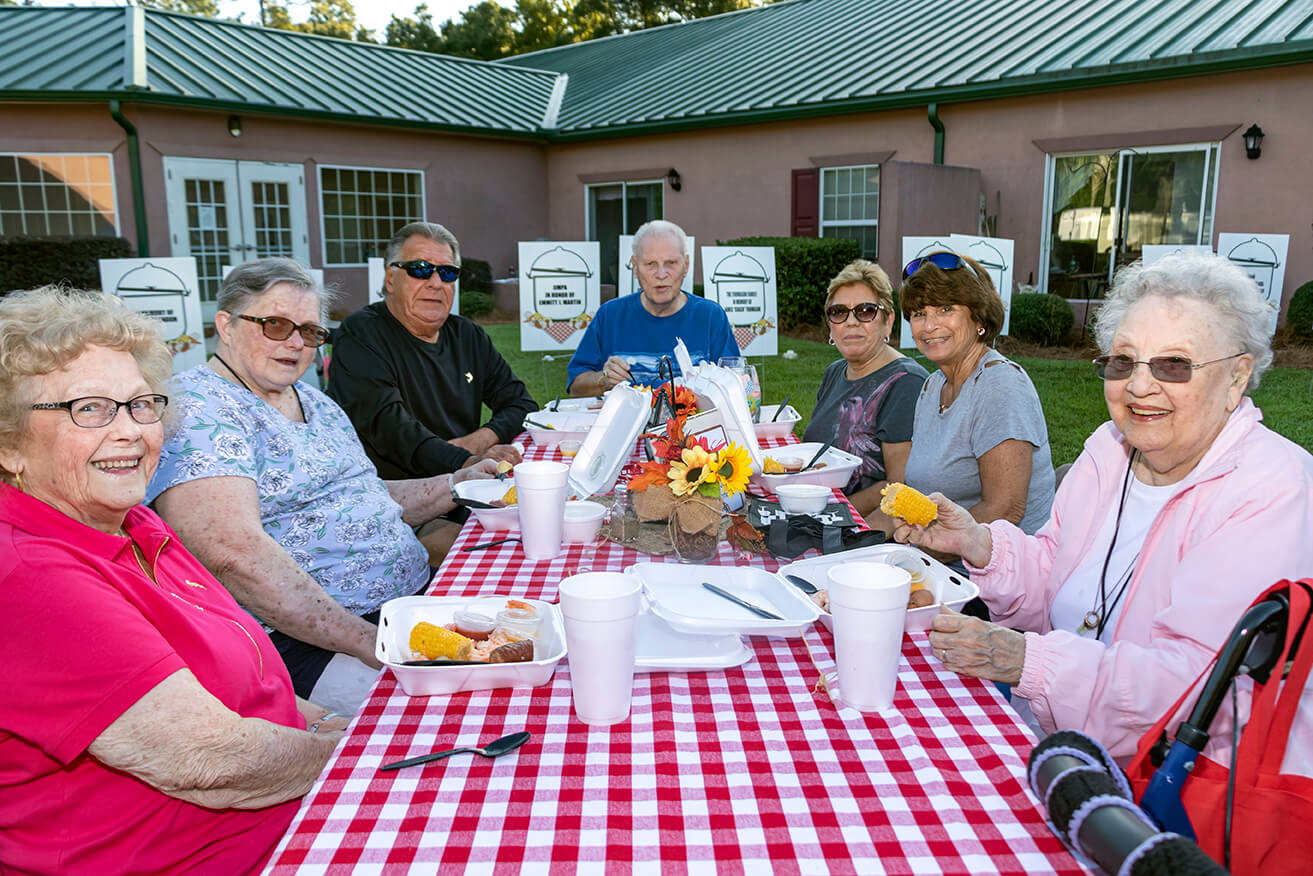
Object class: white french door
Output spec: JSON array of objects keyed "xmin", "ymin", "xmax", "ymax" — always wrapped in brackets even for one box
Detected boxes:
[{"xmin": 164, "ymin": 158, "xmax": 310, "ymax": 324}]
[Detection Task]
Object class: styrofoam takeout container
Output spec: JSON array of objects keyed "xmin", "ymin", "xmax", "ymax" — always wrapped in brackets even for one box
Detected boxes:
[
  {"xmin": 524, "ymin": 411, "xmax": 598, "ymax": 447},
  {"xmin": 778, "ymin": 544, "xmax": 979, "ymax": 633},
  {"xmin": 627, "ymin": 561, "xmax": 820, "ymax": 637},
  {"xmin": 775, "ymin": 483, "xmax": 833, "ymax": 514},
  {"xmin": 453, "ymin": 478, "xmax": 519, "ymax": 531},
  {"xmin": 546, "ymin": 396, "xmax": 605, "ymax": 413},
  {"xmin": 753, "ymin": 405, "xmax": 802, "ymax": 440},
  {"xmin": 567, "ymin": 383, "xmax": 652, "ymax": 499},
  {"xmin": 376, "ymin": 596, "xmax": 566, "ymax": 696},
  {"xmin": 751, "ymin": 442, "xmax": 861, "ymax": 490}
]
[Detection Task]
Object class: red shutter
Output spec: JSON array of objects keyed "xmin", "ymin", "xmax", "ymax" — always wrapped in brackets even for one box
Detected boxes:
[{"xmin": 791, "ymin": 168, "xmax": 819, "ymax": 237}]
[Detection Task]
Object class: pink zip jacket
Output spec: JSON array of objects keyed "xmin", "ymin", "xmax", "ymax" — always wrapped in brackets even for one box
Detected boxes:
[{"xmin": 969, "ymin": 399, "xmax": 1313, "ymax": 762}]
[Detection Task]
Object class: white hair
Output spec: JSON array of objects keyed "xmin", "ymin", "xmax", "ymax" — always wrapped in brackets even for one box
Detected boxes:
[
  {"xmin": 1093, "ymin": 252, "xmax": 1273, "ymax": 393},
  {"xmin": 632, "ymin": 219, "xmax": 689, "ymax": 258}
]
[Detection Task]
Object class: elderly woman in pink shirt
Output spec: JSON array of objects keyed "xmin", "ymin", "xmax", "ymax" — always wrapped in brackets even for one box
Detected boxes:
[{"xmin": 894, "ymin": 252, "xmax": 1313, "ymax": 761}]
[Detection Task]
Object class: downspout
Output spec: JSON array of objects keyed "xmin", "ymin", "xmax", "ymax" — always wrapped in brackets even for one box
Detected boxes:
[
  {"xmin": 109, "ymin": 101, "xmax": 149, "ymax": 257},
  {"xmin": 927, "ymin": 103, "xmax": 945, "ymax": 165}
]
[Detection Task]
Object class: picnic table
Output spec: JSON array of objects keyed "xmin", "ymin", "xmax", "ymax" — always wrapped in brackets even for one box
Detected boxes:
[{"xmin": 264, "ymin": 436, "xmax": 1087, "ymax": 875}]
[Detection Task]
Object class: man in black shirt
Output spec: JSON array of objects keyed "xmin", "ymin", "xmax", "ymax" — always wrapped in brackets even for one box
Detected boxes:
[{"xmin": 327, "ymin": 222, "xmax": 535, "ymax": 480}]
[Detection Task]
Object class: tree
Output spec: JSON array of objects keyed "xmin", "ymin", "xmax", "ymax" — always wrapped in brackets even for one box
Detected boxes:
[
  {"xmin": 515, "ymin": 0, "xmax": 575, "ymax": 54},
  {"xmin": 385, "ymin": 3, "xmax": 443, "ymax": 54},
  {"xmin": 139, "ymin": 0, "xmax": 222, "ymax": 16},
  {"xmin": 439, "ymin": 1, "xmax": 518, "ymax": 60},
  {"xmin": 263, "ymin": 0, "xmax": 374, "ymax": 42}
]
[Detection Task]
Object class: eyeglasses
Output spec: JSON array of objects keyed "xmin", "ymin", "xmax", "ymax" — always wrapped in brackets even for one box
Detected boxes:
[
  {"xmin": 31, "ymin": 394, "xmax": 169, "ymax": 429},
  {"xmin": 389, "ymin": 260, "xmax": 461, "ymax": 283},
  {"xmin": 903, "ymin": 252, "xmax": 966, "ymax": 279},
  {"xmin": 237, "ymin": 314, "xmax": 331, "ymax": 347},
  {"xmin": 825, "ymin": 302, "xmax": 888, "ymax": 324},
  {"xmin": 1093, "ymin": 353, "xmax": 1244, "ymax": 383}
]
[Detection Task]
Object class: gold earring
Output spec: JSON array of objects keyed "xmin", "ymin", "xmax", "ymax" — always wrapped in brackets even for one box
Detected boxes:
[{"xmin": 14, "ymin": 471, "xmax": 23, "ymax": 493}]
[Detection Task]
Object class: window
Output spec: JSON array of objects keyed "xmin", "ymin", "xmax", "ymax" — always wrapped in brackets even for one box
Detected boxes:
[
  {"xmin": 1043, "ymin": 144, "xmax": 1219, "ymax": 297},
  {"xmin": 319, "ymin": 165, "xmax": 424, "ymax": 266},
  {"xmin": 820, "ymin": 165, "xmax": 879, "ymax": 257},
  {"xmin": 0, "ymin": 154, "xmax": 117, "ymax": 236},
  {"xmin": 586, "ymin": 181, "xmax": 663, "ymax": 286}
]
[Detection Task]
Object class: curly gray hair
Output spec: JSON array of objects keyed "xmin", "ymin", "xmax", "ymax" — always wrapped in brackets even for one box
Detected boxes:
[
  {"xmin": 217, "ymin": 258, "xmax": 337, "ymax": 323},
  {"xmin": 1093, "ymin": 253, "xmax": 1273, "ymax": 393}
]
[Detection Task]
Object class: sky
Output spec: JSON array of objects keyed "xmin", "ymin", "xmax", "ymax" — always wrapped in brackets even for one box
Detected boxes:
[{"xmin": 30, "ymin": 1, "xmax": 496, "ymax": 39}]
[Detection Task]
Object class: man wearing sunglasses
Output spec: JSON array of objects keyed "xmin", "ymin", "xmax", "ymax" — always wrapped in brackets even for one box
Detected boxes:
[
  {"xmin": 328, "ymin": 222, "xmax": 536, "ymax": 481},
  {"xmin": 566, "ymin": 219, "xmax": 738, "ymax": 395}
]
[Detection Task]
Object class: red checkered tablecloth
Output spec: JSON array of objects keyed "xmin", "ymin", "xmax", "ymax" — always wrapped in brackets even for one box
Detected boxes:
[{"xmin": 265, "ymin": 436, "xmax": 1087, "ymax": 875}]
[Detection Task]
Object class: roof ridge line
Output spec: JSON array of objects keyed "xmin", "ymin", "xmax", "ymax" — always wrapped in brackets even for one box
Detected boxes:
[{"xmin": 542, "ymin": 73, "xmax": 569, "ymax": 129}]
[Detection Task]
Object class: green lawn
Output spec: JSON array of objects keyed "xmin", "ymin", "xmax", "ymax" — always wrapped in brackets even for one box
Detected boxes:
[{"xmin": 487, "ymin": 324, "xmax": 1313, "ymax": 465}]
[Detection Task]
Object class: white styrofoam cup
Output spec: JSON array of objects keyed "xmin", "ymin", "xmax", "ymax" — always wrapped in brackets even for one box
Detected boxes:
[
  {"xmin": 557, "ymin": 571, "xmax": 642, "ymax": 725},
  {"xmin": 827, "ymin": 562, "xmax": 911, "ymax": 712},
  {"xmin": 514, "ymin": 461, "xmax": 569, "ymax": 560}
]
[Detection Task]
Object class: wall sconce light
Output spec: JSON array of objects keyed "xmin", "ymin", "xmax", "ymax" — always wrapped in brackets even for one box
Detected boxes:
[
  {"xmin": 666, "ymin": 168, "xmax": 681, "ymax": 191},
  {"xmin": 228, "ymin": 115, "xmax": 242, "ymax": 138},
  {"xmin": 1242, "ymin": 123, "xmax": 1264, "ymax": 160}
]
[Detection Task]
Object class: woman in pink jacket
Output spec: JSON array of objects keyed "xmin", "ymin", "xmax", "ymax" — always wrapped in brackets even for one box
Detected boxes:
[{"xmin": 894, "ymin": 252, "xmax": 1313, "ymax": 761}]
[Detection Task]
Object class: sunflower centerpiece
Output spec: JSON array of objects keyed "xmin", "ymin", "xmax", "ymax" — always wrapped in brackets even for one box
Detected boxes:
[{"xmin": 627, "ymin": 412, "xmax": 753, "ymax": 562}]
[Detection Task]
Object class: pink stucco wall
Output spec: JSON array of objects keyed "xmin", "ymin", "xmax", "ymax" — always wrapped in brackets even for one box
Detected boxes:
[{"xmin": 543, "ymin": 63, "xmax": 1313, "ymax": 319}]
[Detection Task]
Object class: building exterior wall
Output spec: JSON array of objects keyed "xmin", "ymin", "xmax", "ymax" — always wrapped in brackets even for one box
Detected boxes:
[{"xmin": 543, "ymin": 63, "xmax": 1313, "ymax": 320}]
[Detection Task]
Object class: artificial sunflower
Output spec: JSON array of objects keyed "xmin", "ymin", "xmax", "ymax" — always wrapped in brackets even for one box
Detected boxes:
[
  {"xmin": 711, "ymin": 443, "xmax": 752, "ymax": 497},
  {"xmin": 669, "ymin": 445, "xmax": 716, "ymax": 496}
]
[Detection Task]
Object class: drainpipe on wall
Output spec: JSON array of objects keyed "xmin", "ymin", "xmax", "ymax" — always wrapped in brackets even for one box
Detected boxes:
[
  {"xmin": 109, "ymin": 101, "xmax": 150, "ymax": 257},
  {"xmin": 927, "ymin": 103, "xmax": 945, "ymax": 165}
]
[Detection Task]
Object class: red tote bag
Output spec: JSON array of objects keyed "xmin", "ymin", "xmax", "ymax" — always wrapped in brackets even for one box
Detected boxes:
[{"xmin": 1126, "ymin": 579, "xmax": 1313, "ymax": 875}]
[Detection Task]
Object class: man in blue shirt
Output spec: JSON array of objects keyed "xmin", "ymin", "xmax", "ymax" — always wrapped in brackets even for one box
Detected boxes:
[{"xmin": 566, "ymin": 220, "xmax": 738, "ymax": 394}]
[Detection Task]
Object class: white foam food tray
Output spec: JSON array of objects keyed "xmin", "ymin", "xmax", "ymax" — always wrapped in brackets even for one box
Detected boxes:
[
  {"xmin": 524, "ymin": 411, "xmax": 598, "ymax": 446},
  {"xmin": 753, "ymin": 405, "xmax": 802, "ymax": 440},
  {"xmin": 750, "ymin": 442, "xmax": 861, "ymax": 490},
  {"xmin": 568, "ymin": 383, "xmax": 652, "ymax": 498},
  {"xmin": 634, "ymin": 609, "xmax": 753, "ymax": 673},
  {"xmin": 376, "ymin": 596, "xmax": 566, "ymax": 696},
  {"xmin": 546, "ymin": 396, "xmax": 605, "ymax": 413},
  {"xmin": 626, "ymin": 561, "xmax": 820, "ymax": 637},
  {"xmin": 453, "ymin": 478, "xmax": 519, "ymax": 531},
  {"xmin": 778, "ymin": 544, "xmax": 979, "ymax": 633}
]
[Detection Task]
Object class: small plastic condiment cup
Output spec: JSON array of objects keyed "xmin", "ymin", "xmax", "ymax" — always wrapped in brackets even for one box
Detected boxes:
[
  {"xmin": 451, "ymin": 608, "xmax": 497, "ymax": 641},
  {"xmin": 558, "ymin": 439, "xmax": 582, "ymax": 458},
  {"xmin": 497, "ymin": 606, "xmax": 543, "ymax": 639}
]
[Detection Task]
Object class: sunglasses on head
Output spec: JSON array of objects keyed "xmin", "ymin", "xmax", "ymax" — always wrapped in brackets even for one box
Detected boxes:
[
  {"xmin": 903, "ymin": 252, "xmax": 966, "ymax": 279},
  {"xmin": 1093, "ymin": 353, "xmax": 1244, "ymax": 383},
  {"xmin": 825, "ymin": 302, "xmax": 888, "ymax": 324},
  {"xmin": 389, "ymin": 260, "xmax": 461, "ymax": 283},
  {"xmin": 238, "ymin": 314, "xmax": 331, "ymax": 347}
]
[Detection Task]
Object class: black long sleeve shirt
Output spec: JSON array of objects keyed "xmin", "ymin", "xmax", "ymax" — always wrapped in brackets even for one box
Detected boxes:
[{"xmin": 326, "ymin": 302, "xmax": 538, "ymax": 478}]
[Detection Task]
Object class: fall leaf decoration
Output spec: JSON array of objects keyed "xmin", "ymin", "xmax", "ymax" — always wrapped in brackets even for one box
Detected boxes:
[
  {"xmin": 629, "ymin": 411, "xmax": 753, "ymax": 499},
  {"xmin": 725, "ymin": 512, "xmax": 767, "ymax": 555}
]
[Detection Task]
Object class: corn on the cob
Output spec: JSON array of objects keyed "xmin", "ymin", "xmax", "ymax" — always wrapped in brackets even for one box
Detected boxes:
[
  {"xmin": 879, "ymin": 482, "xmax": 938, "ymax": 526},
  {"xmin": 409, "ymin": 622, "xmax": 474, "ymax": 661}
]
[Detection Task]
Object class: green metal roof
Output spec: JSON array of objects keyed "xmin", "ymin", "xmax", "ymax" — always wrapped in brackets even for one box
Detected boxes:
[
  {"xmin": 0, "ymin": 5, "xmax": 560, "ymax": 137},
  {"xmin": 2, "ymin": 1, "xmax": 1311, "ymax": 142},
  {"xmin": 502, "ymin": 0, "xmax": 1313, "ymax": 139}
]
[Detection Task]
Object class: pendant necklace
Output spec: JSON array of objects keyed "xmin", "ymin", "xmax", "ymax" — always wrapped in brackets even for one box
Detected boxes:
[
  {"xmin": 213, "ymin": 354, "xmax": 305, "ymax": 421},
  {"xmin": 1080, "ymin": 450, "xmax": 1139, "ymax": 638}
]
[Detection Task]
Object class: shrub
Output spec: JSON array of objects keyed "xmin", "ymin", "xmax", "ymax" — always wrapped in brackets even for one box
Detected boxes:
[
  {"xmin": 718, "ymin": 236, "xmax": 861, "ymax": 329},
  {"xmin": 1009, "ymin": 292, "xmax": 1074, "ymax": 346},
  {"xmin": 459, "ymin": 258, "xmax": 493, "ymax": 294},
  {"xmin": 1287, "ymin": 281, "xmax": 1313, "ymax": 340},
  {"xmin": 0, "ymin": 235, "xmax": 135, "ymax": 293},
  {"xmin": 461, "ymin": 289, "xmax": 495, "ymax": 317}
]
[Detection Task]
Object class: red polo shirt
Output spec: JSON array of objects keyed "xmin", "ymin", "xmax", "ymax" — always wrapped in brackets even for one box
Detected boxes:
[{"xmin": 0, "ymin": 485, "xmax": 303, "ymax": 875}]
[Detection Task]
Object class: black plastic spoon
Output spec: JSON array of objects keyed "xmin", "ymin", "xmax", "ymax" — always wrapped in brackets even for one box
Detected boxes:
[
  {"xmin": 770, "ymin": 396, "xmax": 792, "ymax": 422},
  {"xmin": 380, "ymin": 731, "xmax": 532, "ymax": 772}
]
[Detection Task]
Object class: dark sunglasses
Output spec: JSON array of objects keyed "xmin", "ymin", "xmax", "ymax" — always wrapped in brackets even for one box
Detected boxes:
[
  {"xmin": 238, "ymin": 314, "xmax": 331, "ymax": 347},
  {"xmin": 1093, "ymin": 353, "xmax": 1244, "ymax": 383},
  {"xmin": 903, "ymin": 252, "xmax": 966, "ymax": 279},
  {"xmin": 389, "ymin": 260, "xmax": 461, "ymax": 283},
  {"xmin": 825, "ymin": 302, "xmax": 888, "ymax": 324}
]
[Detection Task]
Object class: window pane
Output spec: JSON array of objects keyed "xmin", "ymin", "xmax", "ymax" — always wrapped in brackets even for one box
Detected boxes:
[
  {"xmin": 1046, "ymin": 153, "xmax": 1117, "ymax": 298},
  {"xmin": 319, "ymin": 167, "xmax": 424, "ymax": 265},
  {"xmin": 0, "ymin": 154, "xmax": 117, "ymax": 237}
]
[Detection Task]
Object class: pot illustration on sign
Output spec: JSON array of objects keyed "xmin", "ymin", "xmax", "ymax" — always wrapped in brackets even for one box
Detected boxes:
[
  {"xmin": 526, "ymin": 246, "xmax": 591, "ymax": 322},
  {"xmin": 710, "ymin": 251, "xmax": 769, "ymax": 326},
  {"xmin": 113, "ymin": 263, "xmax": 199, "ymax": 354},
  {"xmin": 964, "ymin": 241, "xmax": 1008, "ymax": 295},
  {"xmin": 1225, "ymin": 237, "xmax": 1281, "ymax": 310}
]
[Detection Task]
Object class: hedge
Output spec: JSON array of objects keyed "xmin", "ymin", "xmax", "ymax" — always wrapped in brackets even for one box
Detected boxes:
[
  {"xmin": 718, "ymin": 236, "xmax": 861, "ymax": 328},
  {"xmin": 1288, "ymin": 281, "xmax": 1313, "ymax": 340},
  {"xmin": 0, "ymin": 236, "xmax": 135, "ymax": 293},
  {"xmin": 1009, "ymin": 292, "xmax": 1075, "ymax": 346}
]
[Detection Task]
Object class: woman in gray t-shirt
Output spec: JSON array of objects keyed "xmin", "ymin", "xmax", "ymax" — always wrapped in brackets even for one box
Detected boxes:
[
  {"xmin": 802, "ymin": 261, "xmax": 928, "ymax": 524},
  {"xmin": 899, "ymin": 251, "xmax": 1055, "ymax": 546}
]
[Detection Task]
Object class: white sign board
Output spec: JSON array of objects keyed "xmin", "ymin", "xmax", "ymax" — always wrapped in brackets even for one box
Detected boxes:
[
  {"xmin": 950, "ymin": 234, "xmax": 1015, "ymax": 336},
  {"xmin": 100, "ymin": 257, "xmax": 205, "ymax": 373},
  {"xmin": 1140, "ymin": 244, "xmax": 1213, "ymax": 266},
  {"xmin": 1218, "ymin": 233, "xmax": 1289, "ymax": 336},
  {"xmin": 366, "ymin": 258, "xmax": 459, "ymax": 315},
  {"xmin": 619, "ymin": 234, "xmax": 695, "ymax": 296},
  {"xmin": 897, "ymin": 237, "xmax": 958, "ymax": 350},
  {"xmin": 700, "ymin": 246, "xmax": 778, "ymax": 356},
  {"xmin": 519, "ymin": 241, "xmax": 601, "ymax": 352}
]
